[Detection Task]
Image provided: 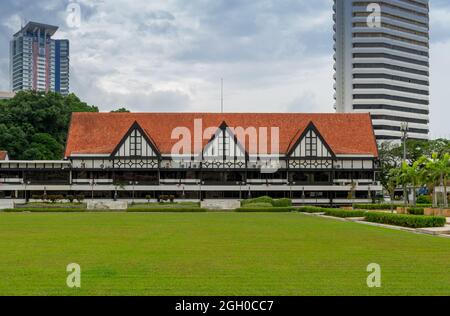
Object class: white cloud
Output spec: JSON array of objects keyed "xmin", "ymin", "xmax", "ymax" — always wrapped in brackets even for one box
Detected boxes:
[{"xmin": 0, "ymin": 0, "xmax": 449, "ymax": 138}]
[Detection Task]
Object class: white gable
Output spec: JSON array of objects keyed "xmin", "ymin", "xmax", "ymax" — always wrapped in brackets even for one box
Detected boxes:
[
  {"xmin": 204, "ymin": 128, "xmax": 246, "ymax": 160},
  {"xmin": 114, "ymin": 129, "xmax": 156, "ymax": 157},
  {"xmin": 291, "ymin": 129, "xmax": 331, "ymax": 158}
]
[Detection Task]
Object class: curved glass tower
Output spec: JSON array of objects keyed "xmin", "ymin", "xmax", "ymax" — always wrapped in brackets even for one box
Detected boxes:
[{"xmin": 333, "ymin": 0, "xmax": 430, "ymax": 141}]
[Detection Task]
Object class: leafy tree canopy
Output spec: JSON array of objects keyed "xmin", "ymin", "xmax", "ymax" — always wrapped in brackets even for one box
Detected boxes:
[
  {"xmin": 0, "ymin": 91, "xmax": 98, "ymax": 160},
  {"xmin": 378, "ymin": 139, "xmax": 450, "ymax": 192},
  {"xmin": 111, "ymin": 107, "xmax": 130, "ymax": 113}
]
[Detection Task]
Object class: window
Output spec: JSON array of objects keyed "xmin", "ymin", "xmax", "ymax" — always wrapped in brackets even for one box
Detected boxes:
[
  {"xmin": 305, "ymin": 131, "xmax": 318, "ymax": 157},
  {"xmin": 129, "ymin": 130, "xmax": 142, "ymax": 157}
]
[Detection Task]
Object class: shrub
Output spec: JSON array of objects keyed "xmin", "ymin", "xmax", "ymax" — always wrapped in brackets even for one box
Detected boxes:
[
  {"xmin": 416, "ymin": 195, "xmax": 432, "ymax": 205},
  {"xmin": 235, "ymin": 207, "xmax": 297, "ymax": 213},
  {"xmin": 272, "ymin": 198, "xmax": 293, "ymax": 207},
  {"xmin": 365, "ymin": 212, "xmax": 446, "ymax": 228},
  {"xmin": 324, "ymin": 209, "xmax": 367, "ymax": 218},
  {"xmin": 127, "ymin": 208, "xmax": 207, "ymax": 213},
  {"xmin": 240, "ymin": 202, "xmax": 273, "ymax": 208},
  {"xmin": 241, "ymin": 196, "xmax": 293, "ymax": 208},
  {"xmin": 297, "ymin": 206, "xmax": 329, "ymax": 213},
  {"xmin": 241, "ymin": 196, "xmax": 274, "ymax": 207},
  {"xmin": 145, "ymin": 195, "xmax": 152, "ymax": 203},
  {"xmin": 75, "ymin": 195, "xmax": 85, "ymax": 203},
  {"xmin": 47, "ymin": 195, "xmax": 64, "ymax": 203},
  {"xmin": 354, "ymin": 204, "xmax": 392, "ymax": 210},
  {"xmin": 416, "ymin": 204, "xmax": 432, "ymax": 208},
  {"xmin": 408, "ymin": 207, "xmax": 425, "ymax": 216},
  {"xmin": 31, "ymin": 195, "xmax": 43, "ymax": 200},
  {"xmin": 66, "ymin": 195, "xmax": 75, "ymax": 203}
]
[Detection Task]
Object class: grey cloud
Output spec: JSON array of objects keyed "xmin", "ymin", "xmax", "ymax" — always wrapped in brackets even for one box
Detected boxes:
[{"xmin": 0, "ymin": 0, "xmax": 448, "ymax": 138}]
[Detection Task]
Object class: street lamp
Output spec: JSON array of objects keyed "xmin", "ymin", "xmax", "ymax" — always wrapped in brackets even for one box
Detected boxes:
[
  {"xmin": 237, "ymin": 181, "xmax": 246, "ymax": 200},
  {"xmin": 129, "ymin": 181, "xmax": 138, "ymax": 204},
  {"xmin": 198, "ymin": 180, "xmax": 205, "ymax": 202},
  {"xmin": 400, "ymin": 122, "xmax": 409, "ymax": 162},
  {"xmin": 23, "ymin": 180, "xmax": 31, "ymax": 203},
  {"xmin": 400, "ymin": 122, "xmax": 409, "ymax": 207},
  {"xmin": 90, "ymin": 179, "xmax": 95, "ymax": 201},
  {"xmin": 289, "ymin": 181, "xmax": 296, "ymax": 199}
]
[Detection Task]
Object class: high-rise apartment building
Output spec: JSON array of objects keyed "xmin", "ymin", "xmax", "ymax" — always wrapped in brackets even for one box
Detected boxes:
[
  {"xmin": 10, "ymin": 22, "xmax": 70, "ymax": 95},
  {"xmin": 333, "ymin": 0, "xmax": 430, "ymax": 140}
]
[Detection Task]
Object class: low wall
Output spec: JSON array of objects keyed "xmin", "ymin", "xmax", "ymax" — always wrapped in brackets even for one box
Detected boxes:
[
  {"xmin": 396, "ymin": 207, "xmax": 408, "ymax": 215},
  {"xmin": 0, "ymin": 200, "xmax": 14, "ymax": 210},
  {"xmin": 425, "ymin": 208, "xmax": 450, "ymax": 217},
  {"xmin": 201, "ymin": 200, "xmax": 241, "ymax": 210},
  {"xmin": 87, "ymin": 201, "xmax": 128, "ymax": 211}
]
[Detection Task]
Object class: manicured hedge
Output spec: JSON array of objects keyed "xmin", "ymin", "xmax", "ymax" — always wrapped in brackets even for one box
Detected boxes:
[
  {"xmin": 324, "ymin": 209, "xmax": 367, "ymax": 218},
  {"xmin": 241, "ymin": 196, "xmax": 292, "ymax": 208},
  {"xmin": 408, "ymin": 207, "xmax": 425, "ymax": 216},
  {"xmin": 235, "ymin": 207, "xmax": 297, "ymax": 213},
  {"xmin": 297, "ymin": 206, "xmax": 329, "ymax": 213},
  {"xmin": 354, "ymin": 204, "xmax": 392, "ymax": 210},
  {"xmin": 3, "ymin": 208, "xmax": 86, "ymax": 213},
  {"xmin": 241, "ymin": 196, "xmax": 274, "ymax": 206},
  {"xmin": 416, "ymin": 204, "xmax": 432, "ymax": 208},
  {"xmin": 272, "ymin": 198, "xmax": 293, "ymax": 207},
  {"xmin": 127, "ymin": 208, "xmax": 207, "ymax": 213},
  {"xmin": 416, "ymin": 195, "xmax": 432, "ymax": 204},
  {"xmin": 365, "ymin": 212, "xmax": 446, "ymax": 228}
]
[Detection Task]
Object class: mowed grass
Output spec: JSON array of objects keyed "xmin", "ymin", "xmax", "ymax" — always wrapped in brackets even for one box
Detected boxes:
[{"xmin": 0, "ymin": 212, "xmax": 449, "ymax": 296}]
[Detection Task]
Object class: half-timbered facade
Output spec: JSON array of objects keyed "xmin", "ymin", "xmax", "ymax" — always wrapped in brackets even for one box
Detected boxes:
[{"xmin": 0, "ymin": 113, "xmax": 382, "ymax": 205}]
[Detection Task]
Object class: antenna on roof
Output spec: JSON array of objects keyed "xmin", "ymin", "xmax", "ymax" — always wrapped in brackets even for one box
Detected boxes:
[{"xmin": 220, "ymin": 78, "xmax": 224, "ymax": 113}]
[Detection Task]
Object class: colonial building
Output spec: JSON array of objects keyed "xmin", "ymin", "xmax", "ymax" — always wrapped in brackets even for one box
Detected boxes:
[{"xmin": 0, "ymin": 113, "xmax": 382, "ymax": 205}]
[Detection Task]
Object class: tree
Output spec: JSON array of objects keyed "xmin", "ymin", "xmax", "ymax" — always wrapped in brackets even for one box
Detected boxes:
[
  {"xmin": 398, "ymin": 157, "xmax": 426, "ymax": 207},
  {"xmin": 422, "ymin": 153, "xmax": 450, "ymax": 208},
  {"xmin": 386, "ymin": 168, "xmax": 401, "ymax": 212},
  {"xmin": 0, "ymin": 91, "xmax": 98, "ymax": 160},
  {"xmin": 111, "ymin": 108, "xmax": 130, "ymax": 113}
]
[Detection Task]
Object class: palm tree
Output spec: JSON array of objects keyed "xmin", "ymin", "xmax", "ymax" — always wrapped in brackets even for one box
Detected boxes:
[
  {"xmin": 438, "ymin": 153, "xmax": 450, "ymax": 208},
  {"xmin": 403, "ymin": 157, "xmax": 427, "ymax": 207},
  {"xmin": 423, "ymin": 153, "xmax": 450, "ymax": 208},
  {"xmin": 398, "ymin": 162, "xmax": 411, "ymax": 207},
  {"xmin": 387, "ymin": 168, "xmax": 401, "ymax": 212}
]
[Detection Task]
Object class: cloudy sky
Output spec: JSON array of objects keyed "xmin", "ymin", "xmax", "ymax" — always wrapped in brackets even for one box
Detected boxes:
[{"xmin": 0, "ymin": 0, "xmax": 449, "ymax": 137}]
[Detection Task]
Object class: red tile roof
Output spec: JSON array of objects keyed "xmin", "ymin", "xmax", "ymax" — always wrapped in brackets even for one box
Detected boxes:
[
  {"xmin": 0, "ymin": 151, "xmax": 8, "ymax": 160},
  {"xmin": 65, "ymin": 113, "xmax": 378, "ymax": 158}
]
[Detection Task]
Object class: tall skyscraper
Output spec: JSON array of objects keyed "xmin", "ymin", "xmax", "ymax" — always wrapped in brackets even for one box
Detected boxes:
[
  {"xmin": 333, "ymin": 0, "xmax": 429, "ymax": 141},
  {"xmin": 10, "ymin": 22, "xmax": 70, "ymax": 95}
]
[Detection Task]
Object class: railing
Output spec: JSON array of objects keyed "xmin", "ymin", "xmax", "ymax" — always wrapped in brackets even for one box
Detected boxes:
[
  {"xmin": 0, "ymin": 178, "xmax": 23, "ymax": 184},
  {"xmin": 72, "ymin": 179, "xmax": 114, "ymax": 184},
  {"xmin": 160, "ymin": 179, "xmax": 201, "ymax": 185},
  {"xmin": 246, "ymin": 179, "xmax": 287, "ymax": 184},
  {"xmin": 333, "ymin": 179, "xmax": 380, "ymax": 185}
]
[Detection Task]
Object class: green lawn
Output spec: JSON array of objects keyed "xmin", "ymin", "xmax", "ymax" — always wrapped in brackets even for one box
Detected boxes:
[{"xmin": 0, "ymin": 212, "xmax": 449, "ymax": 296}]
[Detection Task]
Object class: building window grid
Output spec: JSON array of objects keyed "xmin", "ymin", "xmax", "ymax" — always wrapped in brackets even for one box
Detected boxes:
[
  {"xmin": 129, "ymin": 130, "xmax": 142, "ymax": 157},
  {"xmin": 305, "ymin": 131, "xmax": 318, "ymax": 157}
]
